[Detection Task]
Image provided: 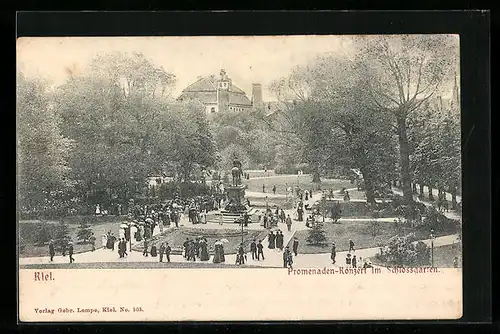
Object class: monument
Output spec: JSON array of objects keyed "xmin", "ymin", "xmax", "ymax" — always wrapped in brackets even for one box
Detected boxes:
[{"xmin": 219, "ymin": 158, "xmax": 253, "ymax": 222}]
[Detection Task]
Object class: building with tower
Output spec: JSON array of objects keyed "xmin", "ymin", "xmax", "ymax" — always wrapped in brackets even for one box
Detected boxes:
[{"xmin": 177, "ymin": 69, "xmax": 263, "ymax": 114}]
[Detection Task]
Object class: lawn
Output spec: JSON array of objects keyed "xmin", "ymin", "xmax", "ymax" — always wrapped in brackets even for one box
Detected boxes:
[
  {"xmin": 131, "ymin": 227, "xmax": 269, "ymax": 255},
  {"xmin": 19, "ymin": 216, "xmax": 125, "ymax": 258},
  {"xmin": 288, "ymin": 219, "xmax": 460, "ymax": 254},
  {"xmin": 432, "ymin": 243, "xmax": 462, "ymax": 268},
  {"xmin": 245, "ymin": 175, "xmax": 353, "ymax": 195}
]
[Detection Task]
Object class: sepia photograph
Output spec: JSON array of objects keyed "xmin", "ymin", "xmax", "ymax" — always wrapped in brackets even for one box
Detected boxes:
[{"xmin": 17, "ymin": 34, "xmax": 463, "ymax": 321}]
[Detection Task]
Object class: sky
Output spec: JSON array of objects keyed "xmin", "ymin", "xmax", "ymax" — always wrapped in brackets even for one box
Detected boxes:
[{"xmin": 16, "ymin": 36, "xmax": 357, "ymax": 101}]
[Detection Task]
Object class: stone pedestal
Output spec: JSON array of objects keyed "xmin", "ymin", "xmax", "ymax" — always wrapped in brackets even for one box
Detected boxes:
[{"xmin": 222, "ymin": 184, "xmax": 247, "ymax": 214}]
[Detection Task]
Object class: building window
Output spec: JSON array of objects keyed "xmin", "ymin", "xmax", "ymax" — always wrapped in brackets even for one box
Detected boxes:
[{"xmin": 211, "ymin": 107, "xmax": 216, "ymax": 113}]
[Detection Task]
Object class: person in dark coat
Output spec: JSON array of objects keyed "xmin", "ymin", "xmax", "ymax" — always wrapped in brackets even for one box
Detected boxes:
[
  {"xmin": 183, "ymin": 238, "xmax": 190, "ymax": 258},
  {"xmin": 159, "ymin": 243, "xmax": 166, "ymax": 262},
  {"xmin": 352, "ymin": 255, "xmax": 357, "ymax": 268},
  {"xmin": 118, "ymin": 239, "xmax": 124, "ymax": 258},
  {"xmin": 213, "ymin": 243, "xmax": 222, "ymax": 264},
  {"xmin": 236, "ymin": 244, "xmax": 245, "ymax": 265},
  {"xmin": 283, "ymin": 246, "xmax": 293, "ymax": 268},
  {"xmin": 262, "ymin": 184, "xmax": 265, "ymax": 193},
  {"xmin": 292, "ymin": 237, "xmax": 299, "ymax": 256},
  {"xmin": 90, "ymin": 233, "xmax": 96, "ymax": 251},
  {"xmin": 220, "ymin": 244, "xmax": 225, "ymax": 263},
  {"xmin": 268, "ymin": 231, "xmax": 275, "ymax": 249},
  {"xmin": 121, "ymin": 239, "xmax": 128, "ymax": 257},
  {"xmin": 188, "ymin": 241, "xmax": 196, "ymax": 261},
  {"xmin": 272, "ymin": 185, "xmax": 276, "ymax": 195},
  {"xmin": 349, "ymin": 239, "xmax": 355, "ymax": 252},
  {"xmin": 200, "ymin": 239, "xmax": 209, "ymax": 261},
  {"xmin": 150, "ymin": 244, "xmax": 158, "ymax": 257},
  {"xmin": 286, "ymin": 215, "xmax": 293, "ymax": 232},
  {"xmin": 346, "ymin": 253, "xmax": 352, "ymax": 265},
  {"xmin": 277, "ymin": 231, "xmax": 284, "ymax": 251},
  {"xmin": 68, "ymin": 242, "xmax": 74, "ymax": 263},
  {"xmin": 143, "ymin": 239, "xmax": 149, "ymax": 257},
  {"xmin": 250, "ymin": 239, "xmax": 257, "ymax": 260},
  {"xmin": 194, "ymin": 238, "xmax": 200, "ymax": 258},
  {"xmin": 297, "ymin": 205, "xmax": 304, "ymax": 222},
  {"xmin": 165, "ymin": 242, "xmax": 171, "ymax": 262},
  {"xmin": 330, "ymin": 242, "xmax": 336, "ymax": 264},
  {"xmin": 257, "ymin": 240, "xmax": 265, "ymax": 260},
  {"xmin": 49, "ymin": 240, "xmax": 55, "ymax": 261}
]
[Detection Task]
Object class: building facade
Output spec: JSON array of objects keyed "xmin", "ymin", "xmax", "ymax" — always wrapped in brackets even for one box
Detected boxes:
[{"xmin": 177, "ymin": 69, "xmax": 262, "ymax": 114}]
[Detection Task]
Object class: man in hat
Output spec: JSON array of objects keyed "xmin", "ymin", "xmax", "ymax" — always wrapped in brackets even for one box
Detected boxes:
[
  {"xmin": 49, "ymin": 239, "xmax": 55, "ymax": 262},
  {"xmin": 257, "ymin": 240, "xmax": 265, "ymax": 260},
  {"xmin": 250, "ymin": 239, "xmax": 257, "ymax": 260},
  {"xmin": 292, "ymin": 237, "xmax": 299, "ymax": 256},
  {"xmin": 68, "ymin": 241, "xmax": 74, "ymax": 263},
  {"xmin": 352, "ymin": 254, "xmax": 357, "ymax": 268},
  {"xmin": 286, "ymin": 214, "xmax": 293, "ymax": 232}
]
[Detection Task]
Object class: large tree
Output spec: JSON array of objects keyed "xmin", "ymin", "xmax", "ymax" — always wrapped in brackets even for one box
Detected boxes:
[
  {"xmin": 53, "ymin": 52, "xmax": 177, "ymax": 207},
  {"xmin": 17, "ymin": 72, "xmax": 73, "ymax": 217},
  {"xmin": 358, "ymin": 35, "xmax": 459, "ymax": 204}
]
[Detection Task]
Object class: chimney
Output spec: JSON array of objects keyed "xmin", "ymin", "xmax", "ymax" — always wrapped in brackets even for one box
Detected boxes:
[{"xmin": 251, "ymin": 83, "xmax": 263, "ymax": 107}]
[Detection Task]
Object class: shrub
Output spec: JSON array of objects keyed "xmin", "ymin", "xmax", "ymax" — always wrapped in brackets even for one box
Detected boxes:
[
  {"xmin": 419, "ymin": 206, "xmax": 460, "ymax": 233},
  {"xmin": 76, "ymin": 218, "xmax": 93, "ymax": 244},
  {"xmin": 33, "ymin": 222, "xmax": 52, "ymax": 246},
  {"xmin": 376, "ymin": 233, "xmax": 430, "ymax": 267},
  {"xmin": 306, "ymin": 224, "xmax": 328, "ymax": 245},
  {"xmin": 53, "ymin": 220, "xmax": 71, "ymax": 251}
]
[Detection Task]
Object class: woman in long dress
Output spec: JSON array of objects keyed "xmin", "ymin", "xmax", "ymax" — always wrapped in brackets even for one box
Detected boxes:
[
  {"xmin": 101, "ymin": 234, "xmax": 107, "ymax": 249},
  {"xmin": 200, "ymin": 239, "xmax": 209, "ymax": 261},
  {"xmin": 220, "ymin": 244, "xmax": 225, "ymax": 263},
  {"xmin": 213, "ymin": 242, "xmax": 221, "ymax": 264},
  {"xmin": 268, "ymin": 231, "xmax": 275, "ymax": 249}
]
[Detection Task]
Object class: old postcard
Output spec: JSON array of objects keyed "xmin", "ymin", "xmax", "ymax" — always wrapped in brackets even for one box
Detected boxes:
[{"xmin": 17, "ymin": 35, "xmax": 462, "ymax": 321}]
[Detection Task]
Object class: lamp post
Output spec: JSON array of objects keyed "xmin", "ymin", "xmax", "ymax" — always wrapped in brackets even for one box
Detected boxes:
[
  {"xmin": 240, "ymin": 215, "xmax": 244, "ymax": 245},
  {"xmin": 430, "ymin": 229, "xmax": 435, "ymax": 267}
]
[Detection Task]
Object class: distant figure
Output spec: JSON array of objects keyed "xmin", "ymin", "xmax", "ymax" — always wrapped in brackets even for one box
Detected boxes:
[
  {"xmin": 150, "ymin": 244, "xmax": 158, "ymax": 257},
  {"xmin": 262, "ymin": 184, "xmax": 266, "ymax": 193},
  {"xmin": 49, "ymin": 240, "xmax": 55, "ymax": 262},
  {"xmin": 68, "ymin": 242, "xmax": 74, "ymax": 263},
  {"xmin": 101, "ymin": 234, "xmax": 107, "ymax": 249},
  {"xmin": 286, "ymin": 215, "xmax": 292, "ymax": 232},
  {"xmin": 257, "ymin": 240, "xmax": 265, "ymax": 260},
  {"xmin": 159, "ymin": 242, "xmax": 166, "ymax": 262},
  {"xmin": 352, "ymin": 255, "xmax": 357, "ymax": 268},
  {"xmin": 90, "ymin": 233, "xmax": 96, "ymax": 251},
  {"xmin": 165, "ymin": 242, "xmax": 172, "ymax": 262},
  {"xmin": 349, "ymin": 239, "xmax": 355, "ymax": 252},
  {"xmin": 346, "ymin": 253, "xmax": 352, "ymax": 265},
  {"xmin": 272, "ymin": 185, "xmax": 276, "ymax": 195},
  {"xmin": 283, "ymin": 246, "xmax": 293, "ymax": 268},
  {"xmin": 453, "ymin": 256, "xmax": 459, "ymax": 268},
  {"xmin": 143, "ymin": 239, "xmax": 149, "ymax": 257},
  {"xmin": 292, "ymin": 237, "xmax": 299, "ymax": 256},
  {"xmin": 250, "ymin": 239, "xmax": 257, "ymax": 260},
  {"xmin": 330, "ymin": 242, "xmax": 336, "ymax": 264}
]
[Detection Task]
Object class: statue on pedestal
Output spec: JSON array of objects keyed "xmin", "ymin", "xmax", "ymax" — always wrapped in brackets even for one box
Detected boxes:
[{"xmin": 231, "ymin": 158, "xmax": 243, "ymax": 186}]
